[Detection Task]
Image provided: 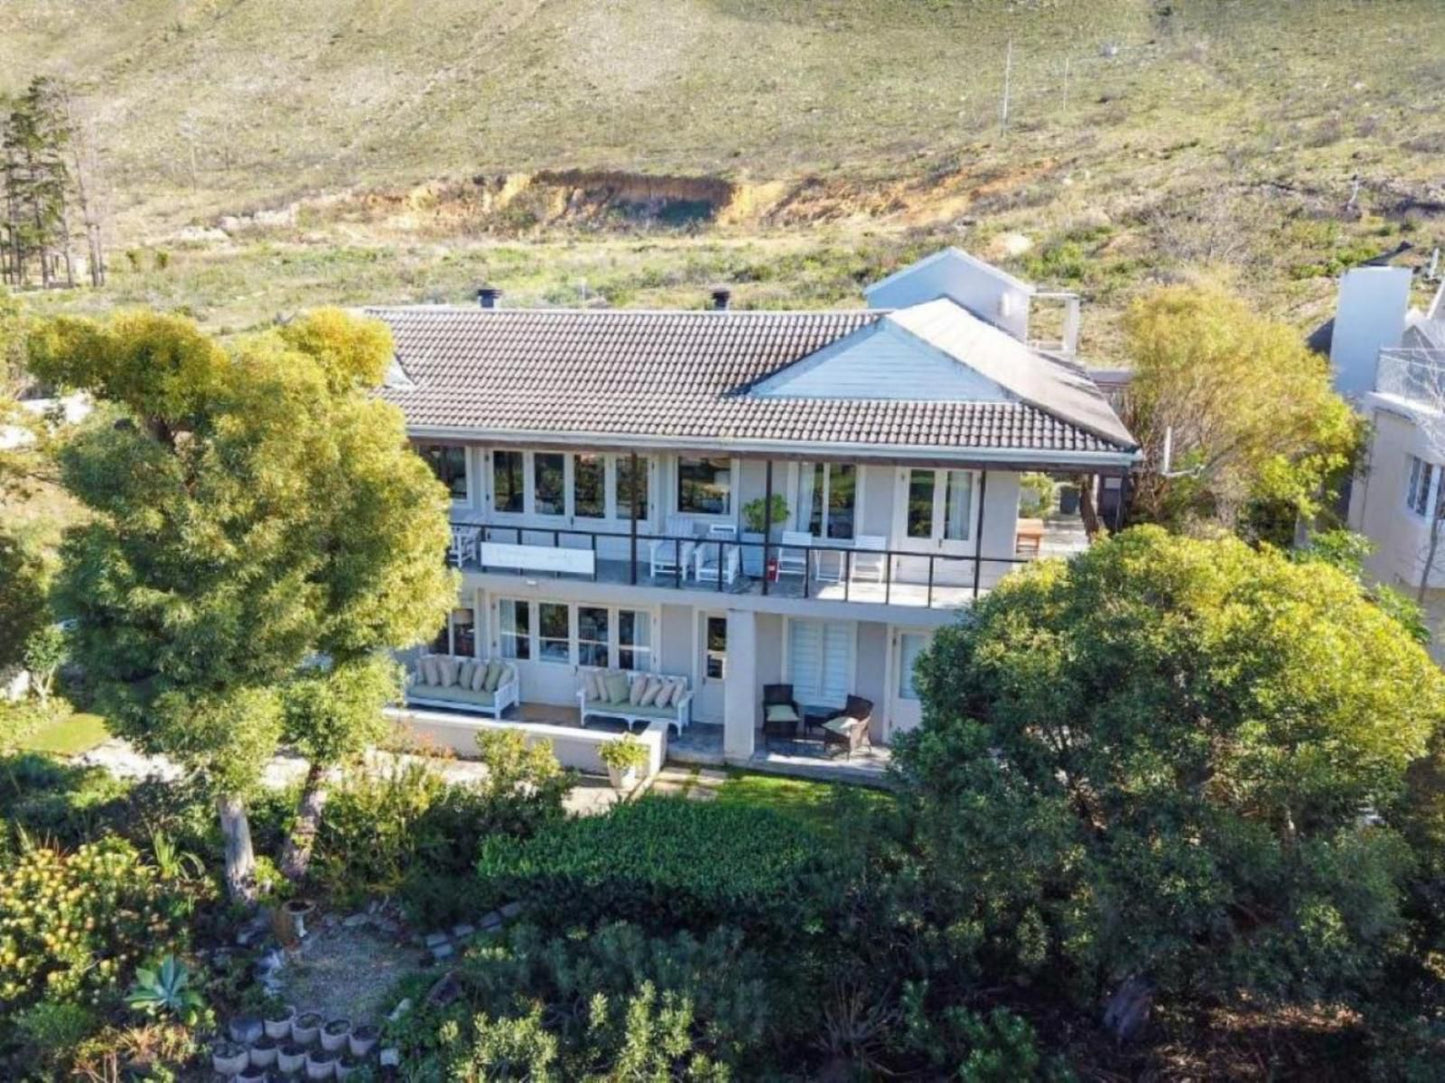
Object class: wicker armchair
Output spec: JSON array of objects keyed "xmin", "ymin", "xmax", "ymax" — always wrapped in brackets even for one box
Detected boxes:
[
  {"xmin": 822, "ymin": 695, "xmax": 873, "ymax": 759},
  {"xmin": 762, "ymin": 684, "xmax": 801, "ymax": 743}
]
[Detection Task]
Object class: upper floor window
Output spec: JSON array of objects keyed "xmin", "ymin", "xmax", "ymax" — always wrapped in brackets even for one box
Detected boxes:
[
  {"xmin": 419, "ymin": 443, "xmax": 468, "ymax": 501},
  {"xmin": 799, "ymin": 462, "xmax": 856, "ymax": 539},
  {"xmin": 678, "ymin": 456, "xmax": 732, "ymax": 516},
  {"xmin": 494, "ymin": 451, "xmax": 525, "ymax": 513},
  {"xmin": 1407, "ymin": 454, "xmax": 1438, "ymax": 518}
]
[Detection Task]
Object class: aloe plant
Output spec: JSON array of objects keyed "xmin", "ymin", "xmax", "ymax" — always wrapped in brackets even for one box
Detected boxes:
[{"xmin": 126, "ymin": 955, "xmax": 205, "ymax": 1024}]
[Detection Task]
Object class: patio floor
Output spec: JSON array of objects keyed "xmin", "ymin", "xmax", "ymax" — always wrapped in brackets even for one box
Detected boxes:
[{"xmin": 416, "ymin": 701, "xmax": 892, "ymax": 786}]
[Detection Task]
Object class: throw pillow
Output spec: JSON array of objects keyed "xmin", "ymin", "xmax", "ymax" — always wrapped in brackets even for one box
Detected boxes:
[
  {"xmin": 766, "ymin": 703, "xmax": 800, "ymax": 723},
  {"xmin": 420, "ymin": 656, "xmax": 440, "ymax": 686},
  {"xmin": 588, "ymin": 669, "xmax": 605, "ymax": 700},
  {"xmin": 483, "ymin": 661, "xmax": 504, "ymax": 693},
  {"xmin": 457, "ymin": 661, "xmax": 477, "ymax": 689},
  {"xmin": 439, "ymin": 658, "xmax": 459, "ymax": 688},
  {"xmin": 639, "ymin": 677, "xmax": 663, "ymax": 706},
  {"xmin": 663, "ymin": 679, "xmax": 684, "ymax": 708},
  {"xmin": 629, "ymin": 675, "xmax": 646, "ymax": 706},
  {"xmin": 604, "ymin": 671, "xmax": 630, "ymax": 705},
  {"xmin": 472, "ymin": 662, "xmax": 489, "ymax": 692}
]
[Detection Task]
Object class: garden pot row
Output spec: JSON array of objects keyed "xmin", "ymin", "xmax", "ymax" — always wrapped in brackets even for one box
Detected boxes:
[{"xmin": 215, "ymin": 1008, "xmax": 381, "ymax": 1079}]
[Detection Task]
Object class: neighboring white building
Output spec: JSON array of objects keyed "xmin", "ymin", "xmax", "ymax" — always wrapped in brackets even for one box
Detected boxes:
[
  {"xmin": 373, "ymin": 249, "xmax": 1140, "ymax": 771},
  {"xmin": 1338, "ymin": 264, "xmax": 1445, "ymax": 658}
]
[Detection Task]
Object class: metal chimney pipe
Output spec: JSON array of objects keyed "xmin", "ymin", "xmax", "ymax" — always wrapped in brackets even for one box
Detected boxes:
[
  {"xmin": 477, "ymin": 286, "xmax": 501, "ymax": 309},
  {"xmin": 710, "ymin": 288, "xmax": 731, "ymax": 311}
]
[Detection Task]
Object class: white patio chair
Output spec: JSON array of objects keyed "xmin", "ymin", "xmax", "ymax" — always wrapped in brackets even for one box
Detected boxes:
[
  {"xmin": 450, "ymin": 524, "xmax": 481, "ymax": 566},
  {"xmin": 776, "ymin": 531, "xmax": 811, "ymax": 580},
  {"xmin": 850, "ymin": 535, "xmax": 887, "ymax": 583},
  {"xmin": 814, "ymin": 538, "xmax": 847, "ymax": 585},
  {"xmin": 694, "ymin": 524, "xmax": 741, "ymax": 587},
  {"xmin": 649, "ymin": 514, "xmax": 697, "ymax": 580}
]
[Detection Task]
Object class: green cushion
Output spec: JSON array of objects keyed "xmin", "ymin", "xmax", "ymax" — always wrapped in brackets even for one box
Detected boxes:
[
  {"xmin": 604, "ymin": 672, "xmax": 631, "ymax": 704},
  {"xmin": 483, "ymin": 660, "xmax": 504, "ymax": 692},
  {"xmin": 583, "ymin": 697, "xmax": 676, "ymax": 719},
  {"xmin": 766, "ymin": 704, "xmax": 800, "ymax": 723},
  {"xmin": 409, "ymin": 684, "xmax": 495, "ymax": 708}
]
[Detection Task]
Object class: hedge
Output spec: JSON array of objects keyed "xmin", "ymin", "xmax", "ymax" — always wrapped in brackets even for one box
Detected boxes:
[{"xmin": 475, "ymin": 796, "xmax": 830, "ymax": 936}]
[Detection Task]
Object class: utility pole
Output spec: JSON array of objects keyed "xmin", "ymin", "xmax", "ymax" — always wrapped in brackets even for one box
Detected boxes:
[{"xmin": 1000, "ymin": 39, "xmax": 1013, "ymax": 135}]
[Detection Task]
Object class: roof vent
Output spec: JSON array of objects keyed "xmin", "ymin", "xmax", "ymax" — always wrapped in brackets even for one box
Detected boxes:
[
  {"xmin": 710, "ymin": 288, "xmax": 731, "ymax": 311},
  {"xmin": 476, "ymin": 286, "xmax": 501, "ymax": 309}
]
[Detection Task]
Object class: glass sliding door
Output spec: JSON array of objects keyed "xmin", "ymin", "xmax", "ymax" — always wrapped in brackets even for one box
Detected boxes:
[
  {"xmin": 800, "ymin": 462, "xmax": 856, "ymax": 539},
  {"xmin": 493, "ymin": 451, "xmax": 524, "ymax": 514},
  {"xmin": 577, "ymin": 606, "xmax": 610, "ymax": 667},
  {"xmin": 618, "ymin": 610, "xmax": 651, "ymax": 671},
  {"xmin": 533, "ymin": 453, "xmax": 566, "ymax": 517},
  {"xmin": 574, "ymin": 454, "xmax": 606, "ymax": 520},
  {"xmin": 538, "ymin": 602, "xmax": 570, "ymax": 662}
]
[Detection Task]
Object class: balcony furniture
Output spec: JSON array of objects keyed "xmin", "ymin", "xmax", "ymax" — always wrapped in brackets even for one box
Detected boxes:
[
  {"xmin": 694, "ymin": 524, "xmax": 741, "ymax": 587},
  {"xmin": 850, "ymin": 535, "xmax": 887, "ymax": 583},
  {"xmin": 649, "ymin": 514, "xmax": 697, "ymax": 580},
  {"xmin": 577, "ymin": 669, "xmax": 692, "ymax": 736},
  {"xmin": 1015, "ymin": 518, "xmax": 1045, "ymax": 557},
  {"xmin": 821, "ymin": 695, "xmax": 874, "ymax": 759},
  {"xmin": 450, "ymin": 524, "xmax": 481, "ymax": 566},
  {"xmin": 801, "ymin": 703, "xmax": 836, "ymax": 737},
  {"xmin": 404, "ymin": 655, "xmax": 518, "ymax": 719},
  {"xmin": 813, "ymin": 542, "xmax": 846, "ymax": 585},
  {"xmin": 776, "ymin": 531, "xmax": 811, "ymax": 580},
  {"xmin": 762, "ymin": 684, "xmax": 802, "ymax": 743}
]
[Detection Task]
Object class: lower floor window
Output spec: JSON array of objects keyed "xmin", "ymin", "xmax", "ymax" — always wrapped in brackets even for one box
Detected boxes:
[
  {"xmin": 432, "ymin": 607, "xmax": 476, "ymax": 656},
  {"xmin": 897, "ymin": 633, "xmax": 927, "ymax": 701},
  {"xmin": 705, "ymin": 616, "xmax": 727, "ymax": 679},
  {"xmin": 496, "ymin": 599, "xmax": 653, "ymax": 671}
]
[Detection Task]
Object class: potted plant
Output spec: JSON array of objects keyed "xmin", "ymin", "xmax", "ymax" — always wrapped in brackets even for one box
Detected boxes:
[
  {"xmin": 306, "ymin": 1047, "xmax": 339, "ymax": 1080},
  {"xmin": 742, "ymin": 493, "xmax": 789, "ymax": 536},
  {"xmin": 212, "ymin": 1040, "xmax": 250, "ymax": 1077},
  {"xmin": 319, "ymin": 1018, "xmax": 351, "ymax": 1053},
  {"xmin": 292, "ymin": 1011, "xmax": 324, "ymax": 1046},
  {"xmin": 250, "ymin": 1034, "xmax": 279, "ymax": 1068},
  {"xmin": 335, "ymin": 1053, "xmax": 363, "ymax": 1080},
  {"xmin": 277, "ymin": 897, "xmax": 317, "ymax": 945},
  {"xmin": 599, "ymin": 734, "xmax": 649, "ymax": 791},
  {"xmin": 264, "ymin": 1003, "xmax": 297, "ymax": 1040},
  {"xmin": 349, "ymin": 1023, "xmax": 380, "ymax": 1057},
  {"xmin": 237, "ymin": 1066, "xmax": 268, "ymax": 1083},
  {"xmin": 277, "ymin": 1040, "xmax": 309, "ymax": 1074}
]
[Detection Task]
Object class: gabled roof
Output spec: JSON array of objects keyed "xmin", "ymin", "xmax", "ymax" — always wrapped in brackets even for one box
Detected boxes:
[{"xmin": 370, "ymin": 305, "xmax": 1138, "ymax": 461}]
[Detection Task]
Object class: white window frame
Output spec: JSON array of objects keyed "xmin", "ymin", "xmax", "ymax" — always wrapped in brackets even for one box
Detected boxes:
[
  {"xmin": 782, "ymin": 617, "xmax": 856, "ymax": 710},
  {"xmin": 417, "ymin": 441, "xmax": 472, "ymax": 506},
  {"xmin": 795, "ymin": 461, "xmax": 864, "ymax": 540},
  {"xmin": 703, "ymin": 613, "xmax": 728, "ymax": 680},
  {"xmin": 900, "ymin": 467, "xmax": 976, "ymax": 544},
  {"xmin": 674, "ymin": 455, "xmax": 738, "ymax": 521},
  {"xmin": 491, "ymin": 599, "xmax": 658, "ymax": 672},
  {"xmin": 487, "ymin": 449, "xmax": 652, "ymax": 525},
  {"xmin": 1406, "ymin": 454, "xmax": 1438, "ymax": 519}
]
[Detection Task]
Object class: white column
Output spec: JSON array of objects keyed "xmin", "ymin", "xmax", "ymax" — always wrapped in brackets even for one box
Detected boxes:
[{"xmin": 722, "ymin": 608, "xmax": 757, "ymax": 761}]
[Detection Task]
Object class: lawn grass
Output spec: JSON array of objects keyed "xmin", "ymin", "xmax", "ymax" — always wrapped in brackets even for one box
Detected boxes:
[
  {"xmin": 713, "ymin": 768, "xmax": 893, "ymax": 837},
  {"xmin": 19, "ymin": 712, "xmax": 110, "ymax": 757}
]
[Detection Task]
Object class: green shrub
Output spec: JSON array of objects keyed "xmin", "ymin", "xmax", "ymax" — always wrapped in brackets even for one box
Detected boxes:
[
  {"xmin": 390, "ymin": 921, "xmax": 771, "ymax": 1079},
  {"xmin": 10, "ymin": 1001, "xmax": 99, "ymax": 1073},
  {"xmin": 475, "ymin": 797, "xmax": 825, "ymax": 937},
  {"xmin": 0, "ymin": 837, "xmax": 201, "ymax": 1014}
]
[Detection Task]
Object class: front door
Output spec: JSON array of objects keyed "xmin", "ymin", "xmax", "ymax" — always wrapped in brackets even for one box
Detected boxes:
[
  {"xmin": 694, "ymin": 611, "xmax": 728, "ymax": 724},
  {"xmin": 894, "ymin": 468, "xmax": 975, "ymax": 584},
  {"xmin": 888, "ymin": 628, "xmax": 931, "ymax": 738}
]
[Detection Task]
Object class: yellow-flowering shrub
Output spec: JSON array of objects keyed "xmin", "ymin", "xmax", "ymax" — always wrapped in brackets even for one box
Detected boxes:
[{"xmin": 0, "ymin": 838, "xmax": 195, "ymax": 1012}]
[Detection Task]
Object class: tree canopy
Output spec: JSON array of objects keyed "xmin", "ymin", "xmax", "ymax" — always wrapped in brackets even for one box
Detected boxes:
[
  {"xmin": 31, "ymin": 308, "xmax": 455, "ymax": 895},
  {"xmin": 1121, "ymin": 285, "xmax": 1360, "ymax": 540},
  {"xmin": 893, "ymin": 526, "xmax": 1445, "ymax": 1016}
]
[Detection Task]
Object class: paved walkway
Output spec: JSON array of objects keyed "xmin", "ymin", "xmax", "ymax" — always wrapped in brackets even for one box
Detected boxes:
[{"xmin": 77, "ymin": 737, "xmax": 620, "ymax": 816}]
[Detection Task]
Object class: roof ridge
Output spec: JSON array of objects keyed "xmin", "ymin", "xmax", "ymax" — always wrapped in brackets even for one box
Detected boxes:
[{"xmin": 363, "ymin": 305, "xmax": 888, "ymax": 317}]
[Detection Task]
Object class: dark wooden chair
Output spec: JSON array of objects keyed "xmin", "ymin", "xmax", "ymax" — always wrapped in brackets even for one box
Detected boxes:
[
  {"xmin": 762, "ymin": 684, "xmax": 801, "ymax": 743},
  {"xmin": 822, "ymin": 695, "xmax": 874, "ymax": 759}
]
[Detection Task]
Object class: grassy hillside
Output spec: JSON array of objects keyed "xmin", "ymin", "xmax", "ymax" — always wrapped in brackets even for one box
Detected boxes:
[{"xmin": 5, "ymin": 0, "xmax": 1445, "ymax": 355}]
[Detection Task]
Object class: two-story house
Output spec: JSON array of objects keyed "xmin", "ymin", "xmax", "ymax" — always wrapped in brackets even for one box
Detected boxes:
[{"xmin": 375, "ymin": 248, "xmax": 1140, "ymax": 775}]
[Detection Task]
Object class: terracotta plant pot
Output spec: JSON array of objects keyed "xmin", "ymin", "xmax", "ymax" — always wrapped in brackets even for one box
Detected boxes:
[
  {"xmin": 264, "ymin": 1004, "xmax": 296, "ymax": 1040},
  {"xmin": 292, "ymin": 1012, "xmax": 323, "ymax": 1046},
  {"xmin": 348, "ymin": 1024, "xmax": 380, "ymax": 1057},
  {"xmin": 250, "ymin": 1035, "xmax": 279, "ymax": 1068},
  {"xmin": 212, "ymin": 1041, "xmax": 250, "ymax": 1077},
  {"xmin": 277, "ymin": 1041, "xmax": 308, "ymax": 1074},
  {"xmin": 305, "ymin": 1049, "xmax": 338, "ymax": 1080},
  {"xmin": 319, "ymin": 1018, "xmax": 351, "ymax": 1053}
]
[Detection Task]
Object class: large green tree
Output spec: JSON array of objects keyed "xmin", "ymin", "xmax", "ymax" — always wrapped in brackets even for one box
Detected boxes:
[
  {"xmin": 893, "ymin": 527, "xmax": 1445, "ymax": 1031},
  {"xmin": 31, "ymin": 308, "xmax": 455, "ymax": 899},
  {"xmin": 1121, "ymin": 286, "xmax": 1360, "ymax": 541}
]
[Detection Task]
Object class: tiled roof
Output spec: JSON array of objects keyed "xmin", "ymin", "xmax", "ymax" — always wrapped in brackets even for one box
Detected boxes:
[{"xmin": 370, "ymin": 307, "xmax": 1136, "ymax": 457}]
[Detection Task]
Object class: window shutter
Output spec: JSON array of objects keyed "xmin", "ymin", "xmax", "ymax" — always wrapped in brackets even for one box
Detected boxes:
[
  {"xmin": 821, "ymin": 623, "xmax": 850, "ymax": 705},
  {"xmin": 789, "ymin": 620, "xmax": 823, "ymax": 702}
]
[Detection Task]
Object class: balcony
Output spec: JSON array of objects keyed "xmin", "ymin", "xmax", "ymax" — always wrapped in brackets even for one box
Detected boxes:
[
  {"xmin": 447, "ymin": 523, "xmax": 1050, "ymax": 610},
  {"xmin": 1376, "ymin": 348, "xmax": 1445, "ymax": 409}
]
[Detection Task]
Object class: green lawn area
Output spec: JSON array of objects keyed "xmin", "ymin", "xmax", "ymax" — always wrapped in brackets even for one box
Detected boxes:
[
  {"xmin": 713, "ymin": 769, "xmax": 893, "ymax": 837},
  {"xmin": 19, "ymin": 711, "xmax": 110, "ymax": 756}
]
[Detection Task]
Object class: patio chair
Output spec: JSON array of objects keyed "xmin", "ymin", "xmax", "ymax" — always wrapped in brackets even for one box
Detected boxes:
[
  {"xmin": 850, "ymin": 535, "xmax": 887, "ymax": 584},
  {"xmin": 813, "ymin": 539, "xmax": 847, "ymax": 585},
  {"xmin": 449, "ymin": 524, "xmax": 481, "ymax": 567},
  {"xmin": 776, "ymin": 531, "xmax": 811, "ymax": 580},
  {"xmin": 762, "ymin": 684, "xmax": 801, "ymax": 744},
  {"xmin": 694, "ymin": 524, "xmax": 741, "ymax": 587},
  {"xmin": 822, "ymin": 695, "xmax": 874, "ymax": 760},
  {"xmin": 649, "ymin": 514, "xmax": 697, "ymax": 580}
]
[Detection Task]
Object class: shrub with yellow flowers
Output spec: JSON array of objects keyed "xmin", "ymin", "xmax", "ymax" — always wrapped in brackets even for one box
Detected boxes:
[{"xmin": 0, "ymin": 837, "xmax": 199, "ymax": 1014}]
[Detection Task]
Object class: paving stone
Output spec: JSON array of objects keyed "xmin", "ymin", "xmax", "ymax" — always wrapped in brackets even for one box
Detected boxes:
[
  {"xmin": 430, "ymin": 942, "xmax": 455, "ymax": 960},
  {"xmin": 379, "ymin": 1048, "xmax": 401, "ymax": 1068},
  {"xmin": 694, "ymin": 768, "xmax": 728, "ymax": 787},
  {"xmin": 423, "ymin": 932, "xmax": 449, "ymax": 948},
  {"xmin": 451, "ymin": 923, "xmax": 475, "ymax": 939},
  {"xmin": 687, "ymin": 786, "xmax": 719, "ymax": 802},
  {"xmin": 479, "ymin": 911, "xmax": 504, "ymax": 931},
  {"xmin": 342, "ymin": 913, "xmax": 369, "ymax": 929},
  {"xmin": 499, "ymin": 901, "xmax": 523, "ymax": 920}
]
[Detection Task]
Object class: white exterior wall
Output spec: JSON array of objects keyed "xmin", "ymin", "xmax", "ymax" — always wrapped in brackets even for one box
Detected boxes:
[
  {"xmin": 865, "ymin": 248, "xmax": 1034, "ymax": 341},
  {"xmin": 1351, "ymin": 404, "xmax": 1445, "ymax": 591}
]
